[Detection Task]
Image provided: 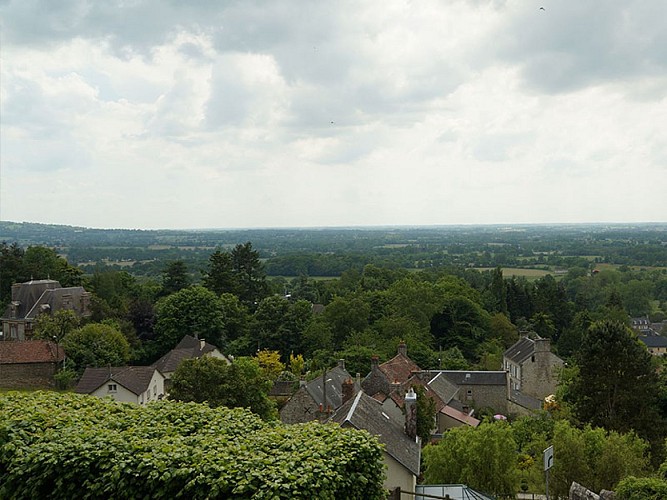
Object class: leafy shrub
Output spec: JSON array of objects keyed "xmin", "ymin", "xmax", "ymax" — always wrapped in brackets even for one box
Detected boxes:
[
  {"xmin": 615, "ymin": 476, "xmax": 667, "ymax": 500},
  {"xmin": 0, "ymin": 391, "xmax": 385, "ymax": 499}
]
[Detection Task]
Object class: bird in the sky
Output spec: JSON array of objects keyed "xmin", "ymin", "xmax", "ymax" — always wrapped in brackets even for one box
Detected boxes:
[{"xmin": 540, "ymin": 6, "xmax": 545, "ymax": 10}]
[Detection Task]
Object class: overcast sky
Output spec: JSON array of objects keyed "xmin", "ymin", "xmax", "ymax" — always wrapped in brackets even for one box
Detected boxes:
[{"xmin": 1, "ymin": 1, "xmax": 665, "ymax": 229}]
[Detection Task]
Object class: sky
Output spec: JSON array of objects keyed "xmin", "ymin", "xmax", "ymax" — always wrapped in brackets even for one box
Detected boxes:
[{"xmin": 1, "ymin": 0, "xmax": 666, "ymax": 230}]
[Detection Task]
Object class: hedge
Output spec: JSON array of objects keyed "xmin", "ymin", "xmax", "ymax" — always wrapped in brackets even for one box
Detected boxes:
[{"xmin": 0, "ymin": 391, "xmax": 385, "ymax": 499}]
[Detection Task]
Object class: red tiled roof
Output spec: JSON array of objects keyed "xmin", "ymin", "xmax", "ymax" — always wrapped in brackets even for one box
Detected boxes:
[
  {"xmin": 379, "ymin": 353, "xmax": 420, "ymax": 386},
  {"xmin": 0, "ymin": 340, "xmax": 64, "ymax": 364},
  {"xmin": 441, "ymin": 404, "xmax": 481, "ymax": 427}
]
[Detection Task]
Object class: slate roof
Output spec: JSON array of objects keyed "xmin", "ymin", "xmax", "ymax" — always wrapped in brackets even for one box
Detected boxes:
[
  {"xmin": 436, "ymin": 370, "xmax": 507, "ymax": 386},
  {"xmin": 639, "ymin": 335, "xmax": 667, "ymax": 348},
  {"xmin": 427, "ymin": 371, "xmax": 460, "ymax": 403},
  {"xmin": 503, "ymin": 337, "xmax": 536, "ymax": 364},
  {"xmin": 305, "ymin": 365, "xmax": 355, "ymax": 409},
  {"xmin": 440, "ymin": 405, "xmax": 481, "ymax": 427},
  {"xmin": 3, "ymin": 280, "xmax": 60, "ymax": 319},
  {"xmin": 2, "ymin": 280, "xmax": 91, "ymax": 321},
  {"xmin": 330, "ymin": 390, "xmax": 421, "ymax": 476},
  {"xmin": 24, "ymin": 287, "xmax": 90, "ymax": 319},
  {"xmin": 152, "ymin": 335, "xmax": 226, "ymax": 374},
  {"xmin": 510, "ymin": 389, "xmax": 542, "ymax": 411},
  {"xmin": 0, "ymin": 340, "xmax": 64, "ymax": 364},
  {"xmin": 75, "ymin": 366, "xmax": 159, "ymax": 395}
]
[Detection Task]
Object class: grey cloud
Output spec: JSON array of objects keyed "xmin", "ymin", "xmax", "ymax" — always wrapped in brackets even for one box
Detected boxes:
[{"xmin": 489, "ymin": 0, "xmax": 667, "ymax": 94}]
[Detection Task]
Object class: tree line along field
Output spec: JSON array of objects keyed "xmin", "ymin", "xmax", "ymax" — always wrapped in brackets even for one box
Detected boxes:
[{"xmin": 1, "ymin": 222, "xmax": 666, "ymax": 280}]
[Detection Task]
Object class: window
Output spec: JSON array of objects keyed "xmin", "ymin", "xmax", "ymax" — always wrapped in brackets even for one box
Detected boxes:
[
  {"xmin": 153, "ymin": 385, "xmax": 157, "ymax": 395},
  {"xmin": 108, "ymin": 384, "xmax": 117, "ymax": 392}
]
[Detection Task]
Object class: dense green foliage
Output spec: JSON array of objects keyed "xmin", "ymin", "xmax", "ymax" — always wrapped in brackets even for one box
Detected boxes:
[
  {"xmin": 615, "ymin": 477, "xmax": 667, "ymax": 500},
  {"xmin": 0, "ymin": 392, "xmax": 386, "ymax": 499},
  {"xmin": 422, "ymin": 422, "xmax": 519, "ymax": 497},
  {"xmin": 153, "ymin": 286, "xmax": 226, "ymax": 353},
  {"xmin": 423, "ymin": 417, "xmax": 655, "ymax": 499},
  {"xmin": 169, "ymin": 356, "xmax": 276, "ymax": 420},
  {"xmin": 566, "ymin": 320, "xmax": 666, "ymax": 461},
  {"xmin": 62, "ymin": 322, "xmax": 131, "ymax": 372}
]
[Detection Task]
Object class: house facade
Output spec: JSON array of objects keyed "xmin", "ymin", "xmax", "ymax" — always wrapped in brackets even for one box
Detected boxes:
[
  {"xmin": 152, "ymin": 335, "xmax": 230, "ymax": 392},
  {"xmin": 503, "ymin": 337, "xmax": 563, "ymax": 400},
  {"xmin": 75, "ymin": 366, "xmax": 165, "ymax": 405},
  {"xmin": 639, "ymin": 335, "xmax": 667, "ymax": 356},
  {"xmin": 1, "ymin": 279, "xmax": 91, "ymax": 340}
]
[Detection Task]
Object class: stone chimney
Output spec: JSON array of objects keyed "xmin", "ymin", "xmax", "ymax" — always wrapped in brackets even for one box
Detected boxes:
[
  {"xmin": 404, "ymin": 387, "xmax": 418, "ymax": 441},
  {"xmin": 338, "ymin": 359, "xmax": 345, "ymax": 370},
  {"xmin": 398, "ymin": 341, "xmax": 407, "ymax": 357},
  {"xmin": 200, "ymin": 339, "xmax": 206, "ymax": 351},
  {"xmin": 371, "ymin": 355, "xmax": 379, "ymax": 369},
  {"xmin": 342, "ymin": 378, "xmax": 355, "ymax": 404},
  {"xmin": 534, "ymin": 338, "xmax": 550, "ymax": 353}
]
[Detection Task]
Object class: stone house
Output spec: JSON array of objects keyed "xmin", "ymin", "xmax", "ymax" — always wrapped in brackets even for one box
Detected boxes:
[
  {"xmin": 0, "ymin": 340, "xmax": 64, "ymax": 389},
  {"xmin": 638, "ymin": 335, "xmax": 667, "ymax": 356},
  {"xmin": 152, "ymin": 335, "xmax": 230, "ymax": 392},
  {"xmin": 503, "ymin": 337, "xmax": 563, "ymax": 400},
  {"xmin": 362, "ymin": 342, "xmax": 420, "ymax": 399},
  {"xmin": 329, "ymin": 389, "xmax": 421, "ymax": 495},
  {"xmin": 280, "ymin": 360, "xmax": 357, "ymax": 424},
  {"xmin": 1, "ymin": 279, "xmax": 91, "ymax": 340},
  {"xmin": 434, "ymin": 370, "xmax": 509, "ymax": 415},
  {"xmin": 75, "ymin": 365, "xmax": 165, "ymax": 405}
]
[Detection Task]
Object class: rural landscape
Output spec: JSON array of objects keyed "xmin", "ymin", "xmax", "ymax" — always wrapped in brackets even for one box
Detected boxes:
[
  {"xmin": 2, "ymin": 0, "xmax": 666, "ymax": 498},
  {"xmin": 1, "ymin": 221, "xmax": 666, "ymax": 498}
]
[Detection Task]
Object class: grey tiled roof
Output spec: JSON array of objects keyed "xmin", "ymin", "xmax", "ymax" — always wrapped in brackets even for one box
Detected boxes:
[
  {"xmin": 152, "ymin": 335, "xmax": 225, "ymax": 374},
  {"xmin": 305, "ymin": 366, "xmax": 354, "ymax": 409},
  {"xmin": 437, "ymin": 370, "xmax": 507, "ymax": 386},
  {"xmin": 75, "ymin": 365, "xmax": 159, "ymax": 395},
  {"xmin": 510, "ymin": 389, "xmax": 542, "ymax": 410},
  {"xmin": 330, "ymin": 391, "xmax": 421, "ymax": 476},
  {"xmin": 639, "ymin": 335, "xmax": 667, "ymax": 348},
  {"xmin": 427, "ymin": 371, "xmax": 460, "ymax": 403},
  {"xmin": 503, "ymin": 337, "xmax": 536, "ymax": 364}
]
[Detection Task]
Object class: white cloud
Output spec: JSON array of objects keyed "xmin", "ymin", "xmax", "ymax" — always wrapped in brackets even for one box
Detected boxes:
[{"xmin": 0, "ymin": 0, "xmax": 665, "ymax": 229}]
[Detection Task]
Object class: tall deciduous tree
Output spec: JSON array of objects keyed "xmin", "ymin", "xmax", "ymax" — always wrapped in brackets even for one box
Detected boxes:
[
  {"xmin": 32, "ymin": 310, "xmax": 80, "ymax": 342},
  {"xmin": 423, "ymin": 422, "xmax": 519, "ymax": 497},
  {"xmin": 169, "ymin": 356, "xmax": 276, "ymax": 420},
  {"xmin": 62, "ymin": 323, "xmax": 131, "ymax": 372},
  {"xmin": 154, "ymin": 286, "xmax": 225, "ymax": 353}
]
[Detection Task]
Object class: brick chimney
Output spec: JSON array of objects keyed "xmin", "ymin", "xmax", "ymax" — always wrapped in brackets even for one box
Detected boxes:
[
  {"xmin": 371, "ymin": 355, "xmax": 379, "ymax": 369},
  {"xmin": 342, "ymin": 377, "xmax": 355, "ymax": 404},
  {"xmin": 404, "ymin": 387, "xmax": 418, "ymax": 441},
  {"xmin": 398, "ymin": 341, "xmax": 407, "ymax": 357}
]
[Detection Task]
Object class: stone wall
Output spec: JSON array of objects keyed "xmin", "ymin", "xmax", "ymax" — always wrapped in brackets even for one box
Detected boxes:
[{"xmin": 0, "ymin": 362, "xmax": 57, "ymax": 389}]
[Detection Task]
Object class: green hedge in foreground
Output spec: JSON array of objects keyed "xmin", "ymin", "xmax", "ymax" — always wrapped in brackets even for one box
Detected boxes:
[{"xmin": 0, "ymin": 392, "xmax": 385, "ymax": 499}]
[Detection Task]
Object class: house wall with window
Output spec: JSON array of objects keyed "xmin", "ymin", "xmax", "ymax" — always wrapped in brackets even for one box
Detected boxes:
[
  {"xmin": 92, "ymin": 382, "xmax": 140, "ymax": 404},
  {"xmin": 451, "ymin": 382, "xmax": 508, "ymax": 414}
]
